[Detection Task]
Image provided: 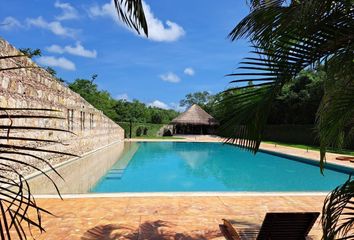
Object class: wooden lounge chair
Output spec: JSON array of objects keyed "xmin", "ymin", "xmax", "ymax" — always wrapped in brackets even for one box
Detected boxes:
[
  {"xmin": 220, "ymin": 212, "xmax": 320, "ymax": 240},
  {"xmin": 335, "ymin": 156, "xmax": 354, "ymax": 161}
]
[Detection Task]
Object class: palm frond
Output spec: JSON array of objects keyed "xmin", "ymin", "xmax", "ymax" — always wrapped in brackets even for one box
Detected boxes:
[
  {"xmin": 316, "ymin": 53, "xmax": 354, "ymax": 171},
  {"xmin": 247, "ymin": 0, "xmax": 287, "ymax": 10},
  {"xmin": 0, "ymin": 105, "xmax": 75, "ymax": 239},
  {"xmin": 322, "ymin": 178, "xmax": 354, "ymax": 240},
  {"xmin": 218, "ymin": 43, "xmax": 312, "ymax": 152},
  {"xmin": 114, "ymin": 0, "xmax": 148, "ymax": 36},
  {"xmin": 220, "ymin": 0, "xmax": 354, "ymax": 167},
  {"xmin": 223, "ymin": 3, "xmax": 354, "ymax": 239}
]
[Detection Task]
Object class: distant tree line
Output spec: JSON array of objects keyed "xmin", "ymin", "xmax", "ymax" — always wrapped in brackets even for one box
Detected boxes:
[
  {"xmin": 182, "ymin": 69, "xmax": 324, "ymax": 125},
  {"xmin": 47, "ymin": 64, "xmax": 334, "ymax": 146},
  {"xmin": 68, "ymin": 78, "xmax": 178, "ymax": 124},
  {"xmin": 267, "ymin": 69, "xmax": 324, "ymax": 124}
]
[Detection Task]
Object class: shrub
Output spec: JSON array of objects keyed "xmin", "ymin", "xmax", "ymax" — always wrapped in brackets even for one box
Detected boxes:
[
  {"xmin": 143, "ymin": 127, "xmax": 148, "ymax": 135},
  {"xmin": 136, "ymin": 126, "xmax": 143, "ymax": 136},
  {"xmin": 151, "ymin": 113, "xmax": 163, "ymax": 124}
]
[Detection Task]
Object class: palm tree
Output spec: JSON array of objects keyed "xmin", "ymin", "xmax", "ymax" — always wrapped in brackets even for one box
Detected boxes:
[
  {"xmin": 218, "ymin": 1, "xmax": 354, "ymax": 239},
  {"xmin": 113, "ymin": 0, "xmax": 353, "ymax": 239},
  {"xmin": 221, "ymin": 0, "xmax": 353, "ymax": 162}
]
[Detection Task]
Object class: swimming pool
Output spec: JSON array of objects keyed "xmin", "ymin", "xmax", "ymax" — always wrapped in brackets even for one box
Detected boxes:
[{"xmin": 91, "ymin": 142, "xmax": 352, "ymax": 193}]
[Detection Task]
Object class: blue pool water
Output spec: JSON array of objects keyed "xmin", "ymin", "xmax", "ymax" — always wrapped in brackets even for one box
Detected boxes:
[{"xmin": 91, "ymin": 142, "xmax": 352, "ymax": 192}]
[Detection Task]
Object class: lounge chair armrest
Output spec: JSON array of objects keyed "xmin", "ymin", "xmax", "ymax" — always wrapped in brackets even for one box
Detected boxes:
[{"xmin": 221, "ymin": 219, "xmax": 242, "ymax": 240}]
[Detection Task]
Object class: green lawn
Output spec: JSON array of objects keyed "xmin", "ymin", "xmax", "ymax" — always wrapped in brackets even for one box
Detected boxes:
[{"xmin": 264, "ymin": 141, "xmax": 354, "ymax": 156}]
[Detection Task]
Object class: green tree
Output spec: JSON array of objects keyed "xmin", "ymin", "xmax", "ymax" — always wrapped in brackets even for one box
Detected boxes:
[
  {"xmin": 268, "ymin": 69, "xmax": 325, "ymax": 124},
  {"xmin": 114, "ymin": 100, "xmax": 134, "ymax": 122},
  {"xmin": 113, "ymin": 99, "xmax": 178, "ymax": 124},
  {"xmin": 19, "ymin": 48, "xmax": 41, "ymax": 58},
  {"xmin": 180, "ymin": 91, "xmax": 216, "ymax": 113},
  {"xmin": 180, "ymin": 91, "xmax": 212, "ymax": 108},
  {"xmin": 45, "ymin": 66, "xmax": 57, "ymax": 77},
  {"xmin": 68, "ymin": 79, "xmax": 118, "ymax": 120},
  {"xmin": 151, "ymin": 112, "xmax": 163, "ymax": 124},
  {"xmin": 128, "ymin": 100, "xmax": 149, "ymax": 122},
  {"xmin": 44, "ymin": 66, "xmax": 65, "ymax": 83}
]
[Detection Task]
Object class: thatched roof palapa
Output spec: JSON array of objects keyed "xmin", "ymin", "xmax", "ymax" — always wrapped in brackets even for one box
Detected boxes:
[{"xmin": 171, "ymin": 104, "xmax": 219, "ymax": 126}]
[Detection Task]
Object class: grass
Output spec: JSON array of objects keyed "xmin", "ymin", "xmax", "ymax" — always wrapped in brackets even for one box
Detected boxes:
[
  {"xmin": 134, "ymin": 136, "xmax": 185, "ymax": 139},
  {"xmin": 264, "ymin": 141, "xmax": 354, "ymax": 156}
]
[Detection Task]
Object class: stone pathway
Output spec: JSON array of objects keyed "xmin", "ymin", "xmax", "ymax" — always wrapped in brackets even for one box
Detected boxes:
[{"xmin": 21, "ymin": 195, "xmax": 325, "ymax": 239}]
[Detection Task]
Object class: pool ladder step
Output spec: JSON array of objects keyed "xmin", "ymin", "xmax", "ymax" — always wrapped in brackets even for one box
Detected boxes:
[{"xmin": 105, "ymin": 168, "xmax": 125, "ymax": 180}]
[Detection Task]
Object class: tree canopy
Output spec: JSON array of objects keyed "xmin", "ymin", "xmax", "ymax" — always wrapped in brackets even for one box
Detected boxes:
[
  {"xmin": 268, "ymin": 69, "xmax": 325, "ymax": 124},
  {"xmin": 68, "ymin": 78, "xmax": 178, "ymax": 124},
  {"xmin": 179, "ymin": 91, "xmax": 220, "ymax": 115},
  {"xmin": 181, "ymin": 70, "xmax": 325, "ymax": 125},
  {"xmin": 19, "ymin": 48, "xmax": 41, "ymax": 58}
]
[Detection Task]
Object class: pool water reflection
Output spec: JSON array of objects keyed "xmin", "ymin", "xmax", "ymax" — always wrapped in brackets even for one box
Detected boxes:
[{"xmin": 91, "ymin": 142, "xmax": 351, "ymax": 193}]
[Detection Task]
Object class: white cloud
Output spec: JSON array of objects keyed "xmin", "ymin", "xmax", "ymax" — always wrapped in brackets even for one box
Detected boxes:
[
  {"xmin": 89, "ymin": 0, "xmax": 185, "ymax": 42},
  {"xmin": 148, "ymin": 101, "xmax": 186, "ymax": 111},
  {"xmin": 46, "ymin": 42, "xmax": 97, "ymax": 58},
  {"xmin": 147, "ymin": 101, "xmax": 186, "ymax": 111},
  {"xmin": 36, "ymin": 56, "xmax": 76, "ymax": 71},
  {"xmin": 148, "ymin": 100, "xmax": 169, "ymax": 110},
  {"xmin": 46, "ymin": 45, "xmax": 63, "ymax": 53},
  {"xmin": 27, "ymin": 17, "xmax": 77, "ymax": 38},
  {"xmin": 170, "ymin": 103, "xmax": 186, "ymax": 112},
  {"xmin": 0, "ymin": 17, "xmax": 22, "ymax": 30},
  {"xmin": 88, "ymin": 2, "xmax": 116, "ymax": 19},
  {"xmin": 160, "ymin": 72, "xmax": 181, "ymax": 83},
  {"xmin": 55, "ymin": 1, "xmax": 79, "ymax": 21},
  {"xmin": 184, "ymin": 67, "xmax": 195, "ymax": 76},
  {"xmin": 116, "ymin": 93, "xmax": 129, "ymax": 101},
  {"xmin": 141, "ymin": 1, "xmax": 185, "ymax": 42}
]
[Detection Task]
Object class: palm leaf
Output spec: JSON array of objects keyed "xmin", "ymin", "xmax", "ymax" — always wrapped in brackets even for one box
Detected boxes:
[
  {"xmin": 0, "ymin": 107, "xmax": 76, "ymax": 239},
  {"xmin": 221, "ymin": 2, "xmax": 354, "ymax": 240},
  {"xmin": 316, "ymin": 53, "xmax": 354, "ymax": 171},
  {"xmin": 322, "ymin": 178, "xmax": 354, "ymax": 239},
  {"xmin": 220, "ymin": 0, "xmax": 354, "ymax": 165},
  {"xmin": 0, "ymin": 55, "xmax": 76, "ymax": 239},
  {"xmin": 114, "ymin": 0, "xmax": 148, "ymax": 36}
]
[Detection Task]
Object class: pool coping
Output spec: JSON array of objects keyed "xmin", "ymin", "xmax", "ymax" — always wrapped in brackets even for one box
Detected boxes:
[
  {"xmin": 34, "ymin": 191, "xmax": 329, "ymax": 199},
  {"xmin": 258, "ymin": 148, "xmax": 354, "ymax": 174}
]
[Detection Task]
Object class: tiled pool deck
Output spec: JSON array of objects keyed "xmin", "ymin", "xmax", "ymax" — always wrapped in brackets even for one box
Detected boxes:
[
  {"xmin": 25, "ymin": 137, "xmax": 352, "ymax": 239},
  {"xmin": 28, "ymin": 195, "xmax": 325, "ymax": 239}
]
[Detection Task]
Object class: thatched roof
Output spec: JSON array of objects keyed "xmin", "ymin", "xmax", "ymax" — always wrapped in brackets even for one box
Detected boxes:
[{"xmin": 171, "ymin": 104, "xmax": 219, "ymax": 126}]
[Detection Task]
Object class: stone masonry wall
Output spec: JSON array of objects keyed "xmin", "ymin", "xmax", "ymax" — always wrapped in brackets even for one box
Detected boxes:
[{"xmin": 0, "ymin": 37, "xmax": 124, "ymax": 177}]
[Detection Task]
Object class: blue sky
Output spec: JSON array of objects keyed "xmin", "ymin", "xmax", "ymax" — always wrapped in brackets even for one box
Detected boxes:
[{"xmin": 0, "ymin": 0, "xmax": 251, "ymax": 111}]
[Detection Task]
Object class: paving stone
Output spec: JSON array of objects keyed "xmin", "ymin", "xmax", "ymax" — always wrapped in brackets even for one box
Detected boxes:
[{"xmin": 11, "ymin": 195, "xmax": 327, "ymax": 239}]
